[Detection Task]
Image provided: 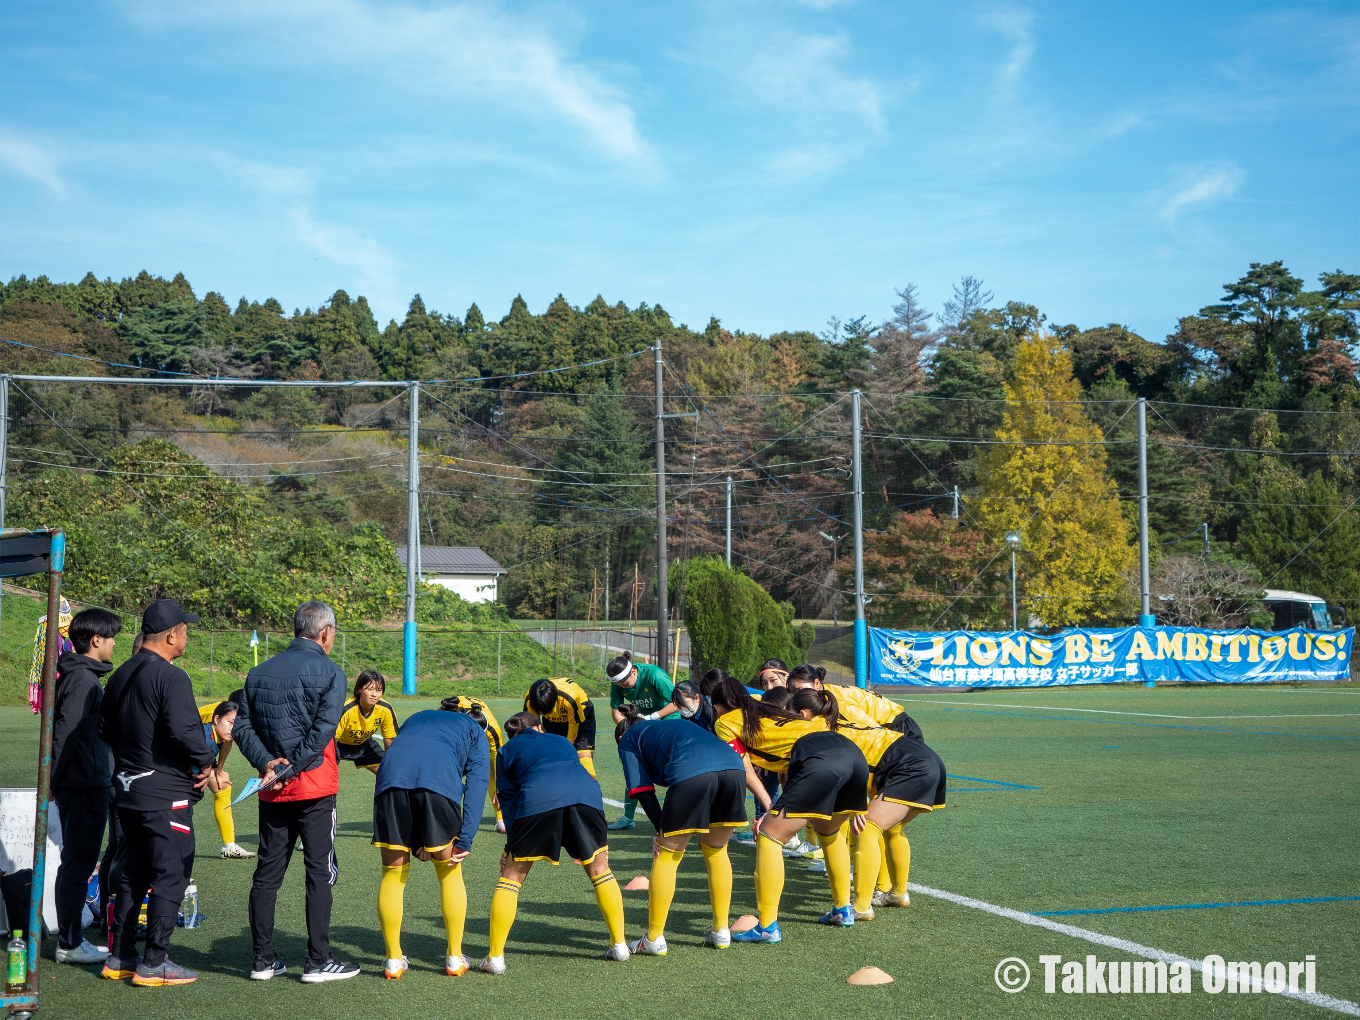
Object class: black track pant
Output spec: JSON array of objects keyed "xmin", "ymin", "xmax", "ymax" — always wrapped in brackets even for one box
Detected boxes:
[
  {"xmin": 53, "ymin": 787, "xmax": 109, "ymax": 950},
  {"xmin": 99, "ymin": 801, "xmax": 123, "ymax": 944},
  {"xmin": 248, "ymin": 795, "xmax": 337, "ymax": 967},
  {"xmin": 111, "ymin": 805, "xmax": 195, "ymax": 967}
]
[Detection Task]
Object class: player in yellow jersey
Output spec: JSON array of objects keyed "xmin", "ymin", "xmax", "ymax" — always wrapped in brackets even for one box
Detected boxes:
[
  {"xmin": 708, "ymin": 676, "xmax": 869, "ymax": 943},
  {"xmin": 787, "ymin": 664, "xmax": 922, "ymax": 736},
  {"xmin": 199, "ymin": 690, "xmax": 255, "ymax": 859},
  {"xmin": 335, "ymin": 671, "xmax": 398, "ymax": 773},
  {"xmin": 789, "ymin": 687, "xmax": 944, "ymax": 919},
  {"xmin": 524, "ymin": 677, "xmax": 598, "ymax": 780},
  {"xmin": 444, "ymin": 694, "xmax": 508, "ymax": 832}
]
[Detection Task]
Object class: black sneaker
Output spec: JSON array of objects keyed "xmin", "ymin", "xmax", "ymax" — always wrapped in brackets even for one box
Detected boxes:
[
  {"xmin": 250, "ymin": 958, "xmax": 287, "ymax": 980},
  {"xmin": 300, "ymin": 956, "xmax": 360, "ymax": 983},
  {"xmin": 131, "ymin": 958, "xmax": 198, "ymax": 986}
]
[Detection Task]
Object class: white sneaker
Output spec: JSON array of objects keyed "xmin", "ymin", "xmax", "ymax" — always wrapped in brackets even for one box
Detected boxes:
[
  {"xmin": 705, "ymin": 928, "xmax": 731, "ymax": 949},
  {"xmin": 221, "ymin": 842, "xmax": 256, "ymax": 859},
  {"xmin": 604, "ymin": 942, "xmax": 631, "ymax": 962},
  {"xmin": 478, "ymin": 955, "xmax": 506, "ymax": 975},
  {"xmin": 384, "ymin": 956, "xmax": 408, "ymax": 980},
  {"xmin": 806, "ymin": 860, "xmax": 826, "ymax": 874},
  {"xmin": 630, "ymin": 934, "xmax": 667, "ymax": 956},
  {"xmin": 56, "ymin": 940, "xmax": 109, "ymax": 965},
  {"xmin": 494, "ymin": 820, "xmax": 507, "ymax": 834},
  {"xmin": 446, "ymin": 955, "xmax": 471, "ymax": 977}
]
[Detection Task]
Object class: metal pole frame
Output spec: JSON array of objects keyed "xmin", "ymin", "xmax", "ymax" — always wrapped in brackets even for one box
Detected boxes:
[
  {"xmin": 404, "ymin": 382, "xmax": 420, "ymax": 695},
  {"xmin": 1137, "ymin": 397, "xmax": 1154, "ymax": 627},
  {"xmin": 851, "ymin": 390, "xmax": 867, "ymax": 689},
  {"xmin": 725, "ymin": 475, "xmax": 732, "ymax": 568},
  {"xmin": 654, "ymin": 341, "xmax": 669, "ymax": 672},
  {"xmin": 0, "ymin": 377, "xmax": 7, "ymax": 643}
]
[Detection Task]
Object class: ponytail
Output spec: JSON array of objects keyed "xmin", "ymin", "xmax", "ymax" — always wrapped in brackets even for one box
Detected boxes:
[
  {"xmin": 787, "ymin": 664, "xmax": 826, "ymax": 689},
  {"xmin": 614, "ymin": 703, "xmax": 644, "ymax": 741},
  {"xmin": 790, "ymin": 687, "xmax": 841, "ymax": 730},
  {"xmin": 606, "ymin": 651, "xmax": 634, "ymax": 683},
  {"xmin": 505, "ymin": 711, "xmax": 540, "ymax": 740},
  {"xmin": 710, "ymin": 673, "xmax": 801, "ymax": 747}
]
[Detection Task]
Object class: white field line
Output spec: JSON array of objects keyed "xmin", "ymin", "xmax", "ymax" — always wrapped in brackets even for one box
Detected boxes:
[
  {"xmin": 893, "ymin": 698, "xmax": 1360, "ymax": 720},
  {"xmin": 602, "ymin": 797, "xmax": 626, "ymax": 808},
  {"xmin": 908, "ymin": 883, "xmax": 1360, "ymax": 1016}
]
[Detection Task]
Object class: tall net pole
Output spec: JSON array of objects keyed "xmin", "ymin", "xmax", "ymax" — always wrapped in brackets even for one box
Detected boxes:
[
  {"xmin": 852, "ymin": 389, "xmax": 867, "ymax": 689},
  {"xmin": 404, "ymin": 381, "xmax": 420, "ymax": 695},
  {"xmin": 1137, "ymin": 396, "xmax": 1154, "ymax": 626},
  {"xmin": 654, "ymin": 339, "xmax": 669, "ymax": 672},
  {"xmin": 725, "ymin": 475, "xmax": 732, "ymax": 567}
]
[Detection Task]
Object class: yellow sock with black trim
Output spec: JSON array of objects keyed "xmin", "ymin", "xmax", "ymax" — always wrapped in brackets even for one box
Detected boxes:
[
  {"xmin": 854, "ymin": 821, "xmax": 884, "ymax": 912},
  {"xmin": 377, "ymin": 864, "xmax": 409, "ymax": 960},
  {"xmin": 590, "ymin": 870, "xmax": 626, "ymax": 945},
  {"xmin": 876, "ymin": 825, "xmax": 892, "ymax": 892},
  {"xmin": 754, "ymin": 832, "xmax": 785, "ymax": 928},
  {"xmin": 817, "ymin": 826, "xmax": 852, "ymax": 909},
  {"xmin": 647, "ymin": 848, "xmax": 684, "ymax": 941},
  {"xmin": 434, "ymin": 859, "xmax": 467, "ymax": 958},
  {"xmin": 494, "ymin": 806, "xmax": 504, "ymax": 823},
  {"xmin": 488, "ymin": 878, "xmax": 521, "ymax": 958},
  {"xmin": 213, "ymin": 787, "xmax": 235, "ymax": 844},
  {"xmin": 700, "ymin": 842, "xmax": 732, "ymax": 932},
  {"xmin": 886, "ymin": 823, "xmax": 911, "ymax": 894},
  {"xmin": 578, "ymin": 753, "xmax": 598, "ymax": 780}
]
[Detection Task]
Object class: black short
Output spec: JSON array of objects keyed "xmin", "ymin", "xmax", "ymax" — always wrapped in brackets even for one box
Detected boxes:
[
  {"xmin": 775, "ymin": 731, "xmax": 869, "ymax": 820},
  {"xmin": 542, "ymin": 700, "xmax": 597, "ymax": 752},
  {"xmin": 372, "ymin": 787, "xmax": 463, "ymax": 853},
  {"xmin": 873, "ymin": 737, "xmax": 946, "ymax": 811},
  {"xmin": 506, "ymin": 804, "xmax": 608, "ymax": 865},
  {"xmin": 659, "ymin": 770, "xmax": 748, "ymax": 837},
  {"xmin": 885, "ymin": 711, "xmax": 924, "ymax": 742},
  {"xmin": 337, "ymin": 738, "xmax": 384, "ymax": 768}
]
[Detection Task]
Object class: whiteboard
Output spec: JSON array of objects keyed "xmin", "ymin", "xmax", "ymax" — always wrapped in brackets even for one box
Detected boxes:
[{"xmin": 0, "ymin": 788, "xmax": 63, "ymax": 930}]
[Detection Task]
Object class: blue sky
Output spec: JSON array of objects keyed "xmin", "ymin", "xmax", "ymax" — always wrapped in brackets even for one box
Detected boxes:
[{"xmin": 1, "ymin": 1, "xmax": 1356, "ymax": 342}]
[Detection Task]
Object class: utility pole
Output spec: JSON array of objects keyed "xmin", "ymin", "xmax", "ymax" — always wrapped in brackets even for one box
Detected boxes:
[
  {"xmin": 1201, "ymin": 522, "xmax": 1210, "ymax": 558},
  {"xmin": 1005, "ymin": 531, "xmax": 1022, "ymax": 630},
  {"xmin": 654, "ymin": 340, "xmax": 669, "ymax": 672},
  {"xmin": 725, "ymin": 476, "xmax": 733, "ymax": 568},
  {"xmin": 404, "ymin": 381, "xmax": 420, "ymax": 695},
  {"xmin": 1137, "ymin": 397, "xmax": 1153, "ymax": 627},
  {"xmin": 851, "ymin": 389, "xmax": 867, "ymax": 689},
  {"xmin": 952, "ymin": 484, "xmax": 959, "ymax": 519},
  {"xmin": 0, "ymin": 376, "xmax": 7, "ymax": 639}
]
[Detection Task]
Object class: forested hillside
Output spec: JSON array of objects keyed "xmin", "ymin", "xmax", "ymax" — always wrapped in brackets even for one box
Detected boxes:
[{"xmin": 0, "ymin": 263, "xmax": 1355, "ymax": 629}]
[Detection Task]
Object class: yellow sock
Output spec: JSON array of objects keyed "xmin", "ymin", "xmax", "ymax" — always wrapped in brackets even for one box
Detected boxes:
[
  {"xmin": 886, "ymin": 823, "xmax": 911, "ymax": 894},
  {"xmin": 876, "ymin": 825, "xmax": 892, "ymax": 892},
  {"xmin": 700, "ymin": 842, "xmax": 732, "ymax": 932},
  {"xmin": 578, "ymin": 753, "xmax": 597, "ymax": 780},
  {"xmin": 590, "ymin": 869, "xmax": 626, "ymax": 945},
  {"xmin": 754, "ymin": 832, "xmax": 785, "ymax": 927},
  {"xmin": 854, "ymin": 821, "xmax": 884, "ymax": 913},
  {"xmin": 488, "ymin": 877, "xmax": 521, "ymax": 958},
  {"xmin": 647, "ymin": 847, "xmax": 684, "ymax": 941},
  {"xmin": 213, "ymin": 787, "xmax": 235, "ymax": 844},
  {"xmin": 817, "ymin": 827, "xmax": 852, "ymax": 909},
  {"xmin": 377, "ymin": 864, "xmax": 409, "ymax": 960},
  {"xmin": 495, "ymin": 806, "xmax": 504, "ymax": 823},
  {"xmin": 434, "ymin": 859, "xmax": 467, "ymax": 958}
]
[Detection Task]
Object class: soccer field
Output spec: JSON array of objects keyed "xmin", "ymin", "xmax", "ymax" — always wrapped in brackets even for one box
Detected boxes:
[{"xmin": 4, "ymin": 684, "xmax": 1357, "ymax": 1019}]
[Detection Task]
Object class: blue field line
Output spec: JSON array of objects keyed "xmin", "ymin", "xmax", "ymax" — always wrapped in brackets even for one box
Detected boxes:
[
  {"xmin": 1036, "ymin": 895, "xmax": 1360, "ymax": 917},
  {"xmin": 946, "ymin": 773, "xmax": 1041, "ymax": 789},
  {"xmin": 936, "ymin": 706, "xmax": 1360, "ymax": 742}
]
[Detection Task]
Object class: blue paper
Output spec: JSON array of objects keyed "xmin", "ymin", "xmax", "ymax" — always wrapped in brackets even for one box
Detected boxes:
[{"xmin": 231, "ymin": 776, "xmax": 263, "ymax": 804}]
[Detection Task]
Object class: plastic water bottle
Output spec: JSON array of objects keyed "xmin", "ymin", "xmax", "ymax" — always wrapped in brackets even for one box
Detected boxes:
[
  {"xmin": 6, "ymin": 931, "xmax": 25, "ymax": 993},
  {"xmin": 179, "ymin": 884, "xmax": 200, "ymax": 929}
]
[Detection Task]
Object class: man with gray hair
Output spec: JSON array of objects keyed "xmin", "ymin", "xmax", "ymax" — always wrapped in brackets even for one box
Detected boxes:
[{"xmin": 232, "ymin": 601, "xmax": 358, "ymax": 982}]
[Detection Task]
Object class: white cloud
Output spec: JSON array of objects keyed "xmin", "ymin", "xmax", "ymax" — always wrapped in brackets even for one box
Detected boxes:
[
  {"xmin": 1157, "ymin": 162, "xmax": 1246, "ymax": 224},
  {"xmin": 979, "ymin": 6, "xmax": 1035, "ymax": 101},
  {"xmin": 126, "ymin": 0, "xmax": 653, "ymax": 169},
  {"xmin": 0, "ymin": 130, "xmax": 64, "ymax": 193},
  {"xmin": 741, "ymin": 29, "xmax": 886, "ymax": 132}
]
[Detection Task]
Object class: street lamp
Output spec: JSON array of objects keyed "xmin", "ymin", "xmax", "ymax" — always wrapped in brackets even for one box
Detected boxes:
[{"xmin": 1005, "ymin": 531, "xmax": 1022, "ymax": 631}]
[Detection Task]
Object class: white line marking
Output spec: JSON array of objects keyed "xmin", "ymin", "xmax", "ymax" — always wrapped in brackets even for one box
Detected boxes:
[
  {"xmin": 908, "ymin": 883, "xmax": 1360, "ymax": 1015},
  {"xmin": 602, "ymin": 797, "xmax": 626, "ymax": 808},
  {"xmin": 893, "ymin": 698, "xmax": 1360, "ymax": 720}
]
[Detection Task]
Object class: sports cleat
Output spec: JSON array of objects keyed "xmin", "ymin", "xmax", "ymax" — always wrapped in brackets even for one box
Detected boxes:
[
  {"xmin": 606, "ymin": 816, "xmax": 636, "ymax": 831},
  {"xmin": 732, "ymin": 920, "xmax": 781, "ymax": 944},
  {"xmin": 478, "ymin": 955, "xmax": 507, "ymax": 975},
  {"xmin": 131, "ymin": 958, "xmax": 198, "ymax": 986},
  {"xmin": 604, "ymin": 942, "xmax": 631, "ymax": 961},
  {"xmin": 805, "ymin": 859, "xmax": 826, "ymax": 874},
  {"xmin": 630, "ymin": 934, "xmax": 667, "ymax": 956},
  {"xmin": 300, "ymin": 956, "xmax": 360, "ymax": 983},
  {"xmin": 818, "ymin": 905, "xmax": 855, "ymax": 927},
  {"xmin": 100, "ymin": 956, "xmax": 135, "ymax": 980},
  {"xmin": 446, "ymin": 955, "xmax": 472, "ymax": 976},
  {"xmin": 876, "ymin": 890, "xmax": 910, "ymax": 908},
  {"xmin": 384, "ymin": 956, "xmax": 409, "ymax": 980},
  {"xmin": 250, "ymin": 958, "xmax": 286, "ymax": 980},
  {"xmin": 784, "ymin": 839, "xmax": 821, "ymax": 859},
  {"xmin": 732, "ymin": 830, "xmax": 756, "ymax": 846},
  {"xmin": 56, "ymin": 940, "xmax": 109, "ymax": 965},
  {"xmin": 853, "ymin": 907, "xmax": 875, "ymax": 922},
  {"xmin": 705, "ymin": 928, "xmax": 731, "ymax": 949},
  {"xmin": 494, "ymin": 820, "xmax": 507, "ymax": 834},
  {"xmin": 221, "ymin": 842, "xmax": 256, "ymax": 859}
]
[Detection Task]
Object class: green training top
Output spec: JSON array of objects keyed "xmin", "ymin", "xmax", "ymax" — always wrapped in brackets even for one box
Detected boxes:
[{"xmin": 610, "ymin": 661, "xmax": 675, "ymax": 713}]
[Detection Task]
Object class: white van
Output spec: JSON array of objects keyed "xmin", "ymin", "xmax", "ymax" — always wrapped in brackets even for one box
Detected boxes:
[{"xmin": 1261, "ymin": 589, "xmax": 1348, "ymax": 631}]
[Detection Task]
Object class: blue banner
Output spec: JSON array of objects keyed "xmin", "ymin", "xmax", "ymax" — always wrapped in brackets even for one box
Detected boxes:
[{"xmin": 869, "ymin": 625, "xmax": 1354, "ymax": 687}]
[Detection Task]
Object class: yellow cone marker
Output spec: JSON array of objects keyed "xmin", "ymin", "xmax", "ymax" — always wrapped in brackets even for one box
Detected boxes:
[{"xmin": 847, "ymin": 966, "xmax": 894, "ymax": 986}]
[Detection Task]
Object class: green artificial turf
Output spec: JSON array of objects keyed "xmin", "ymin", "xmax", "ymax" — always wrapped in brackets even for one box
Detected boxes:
[{"xmin": 3, "ymin": 684, "xmax": 1357, "ymax": 1019}]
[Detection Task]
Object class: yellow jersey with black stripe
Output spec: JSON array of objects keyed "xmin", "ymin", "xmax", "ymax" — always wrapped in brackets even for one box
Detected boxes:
[
  {"xmin": 714, "ymin": 710, "xmax": 828, "ymax": 773},
  {"xmin": 335, "ymin": 699, "xmax": 398, "ymax": 746},
  {"xmin": 837, "ymin": 723, "xmax": 903, "ymax": 769},
  {"xmin": 825, "ymin": 684, "xmax": 902, "ymax": 728},
  {"xmin": 199, "ymin": 702, "xmax": 223, "ymax": 749},
  {"xmin": 445, "ymin": 695, "xmax": 505, "ymax": 756},
  {"xmin": 524, "ymin": 678, "xmax": 590, "ymax": 742}
]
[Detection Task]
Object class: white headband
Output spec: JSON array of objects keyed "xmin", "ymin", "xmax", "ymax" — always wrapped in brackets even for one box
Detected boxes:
[{"xmin": 607, "ymin": 659, "xmax": 633, "ymax": 682}]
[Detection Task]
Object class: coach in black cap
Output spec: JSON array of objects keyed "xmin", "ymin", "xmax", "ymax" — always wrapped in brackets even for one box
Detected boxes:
[{"xmin": 97, "ymin": 598, "xmax": 215, "ymax": 987}]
